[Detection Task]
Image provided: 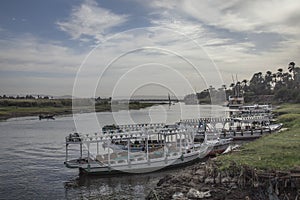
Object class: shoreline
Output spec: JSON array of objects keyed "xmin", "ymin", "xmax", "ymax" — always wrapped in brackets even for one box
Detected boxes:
[
  {"xmin": 0, "ymin": 102, "xmax": 160, "ymax": 121},
  {"xmin": 146, "ymin": 159, "xmax": 300, "ymax": 200},
  {"xmin": 147, "ymin": 103, "xmax": 300, "ymax": 199}
]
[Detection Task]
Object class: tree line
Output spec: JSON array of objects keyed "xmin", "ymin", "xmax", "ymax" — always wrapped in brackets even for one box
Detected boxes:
[{"xmin": 188, "ymin": 62, "xmax": 300, "ymax": 104}]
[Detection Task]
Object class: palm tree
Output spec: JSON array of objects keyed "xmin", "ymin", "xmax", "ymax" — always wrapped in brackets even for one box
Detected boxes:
[
  {"xmin": 236, "ymin": 81, "xmax": 242, "ymax": 97},
  {"xmin": 288, "ymin": 62, "xmax": 300, "ymax": 88},
  {"xmin": 227, "ymin": 82, "xmax": 237, "ymax": 97},
  {"xmin": 240, "ymin": 79, "xmax": 248, "ymax": 94},
  {"xmin": 222, "ymin": 84, "xmax": 227, "ymax": 90},
  {"xmin": 272, "ymin": 73, "xmax": 277, "ymax": 83},
  {"xmin": 276, "ymin": 68, "xmax": 283, "ymax": 89},
  {"xmin": 288, "ymin": 62, "xmax": 295, "ymax": 73},
  {"xmin": 277, "ymin": 68, "xmax": 283, "ymax": 79},
  {"xmin": 265, "ymin": 71, "xmax": 273, "ymax": 93}
]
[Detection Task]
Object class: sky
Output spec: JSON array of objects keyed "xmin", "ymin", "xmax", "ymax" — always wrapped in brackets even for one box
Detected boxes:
[{"xmin": 1, "ymin": 0, "xmax": 300, "ymax": 98}]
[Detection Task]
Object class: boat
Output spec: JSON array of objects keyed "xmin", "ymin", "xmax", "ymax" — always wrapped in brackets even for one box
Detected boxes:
[
  {"xmin": 39, "ymin": 114, "xmax": 55, "ymax": 120},
  {"xmin": 186, "ymin": 120, "xmax": 232, "ymax": 156},
  {"xmin": 227, "ymin": 76, "xmax": 245, "ymax": 109},
  {"xmin": 221, "ymin": 114, "xmax": 282, "ymax": 140},
  {"xmin": 64, "ymin": 103, "xmax": 282, "ymax": 174},
  {"xmin": 102, "ymin": 123, "xmax": 175, "ymax": 152},
  {"xmin": 206, "ymin": 137, "xmax": 232, "ymax": 156},
  {"xmin": 181, "ymin": 114, "xmax": 283, "ymax": 141},
  {"xmin": 228, "ymin": 95, "xmax": 244, "ymax": 109},
  {"xmin": 64, "ymin": 123, "xmax": 210, "ymax": 175}
]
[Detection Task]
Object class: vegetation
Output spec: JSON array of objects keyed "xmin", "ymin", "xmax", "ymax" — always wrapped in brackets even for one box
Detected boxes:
[
  {"xmin": 217, "ymin": 103, "xmax": 300, "ymax": 171},
  {"xmin": 189, "ymin": 62, "xmax": 300, "ymax": 104},
  {"xmin": 0, "ymin": 98, "xmax": 157, "ymax": 120}
]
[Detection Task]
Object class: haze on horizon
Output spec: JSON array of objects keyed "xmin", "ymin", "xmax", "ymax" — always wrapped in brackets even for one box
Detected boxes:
[{"xmin": 1, "ymin": 0, "xmax": 300, "ymax": 98}]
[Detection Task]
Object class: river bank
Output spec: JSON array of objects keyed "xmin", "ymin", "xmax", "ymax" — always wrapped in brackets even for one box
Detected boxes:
[
  {"xmin": 147, "ymin": 103, "xmax": 300, "ymax": 199},
  {"xmin": 147, "ymin": 160, "xmax": 300, "ymax": 200},
  {"xmin": 0, "ymin": 98, "xmax": 158, "ymax": 120}
]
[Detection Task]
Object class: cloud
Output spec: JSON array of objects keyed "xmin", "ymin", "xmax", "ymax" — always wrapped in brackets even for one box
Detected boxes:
[
  {"xmin": 73, "ymin": 26, "xmax": 232, "ymax": 97},
  {"xmin": 146, "ymin": 0, "xmax": 300, "ymax": 35},
  {"xmin": 57, "ymin": 0, "xmax": 129, "ymax": 42},
  {"xmin": 0, "ymin": 35, "xmax": 83, "ymax": 73},
  {"xmin": 136, "ymin": 0, "xmax": 300, "ymax": 84},
  {"xmin": 0, "ymin": 34, "xmax": 85, "ymax": 95},
  {"xmin": 26, "ymin": 0, "xmax": 300, "ymax": 96}
]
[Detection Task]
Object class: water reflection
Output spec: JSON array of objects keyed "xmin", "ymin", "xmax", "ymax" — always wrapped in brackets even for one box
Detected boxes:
[{"xmin": 64, "ymin": 169, "xmax": 180, "ymax": 199}]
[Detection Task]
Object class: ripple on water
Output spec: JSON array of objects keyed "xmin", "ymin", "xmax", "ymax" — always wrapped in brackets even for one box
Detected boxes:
[{"xmin": 1, "ymin": 103, "xmax": 218, "ymax": 199}]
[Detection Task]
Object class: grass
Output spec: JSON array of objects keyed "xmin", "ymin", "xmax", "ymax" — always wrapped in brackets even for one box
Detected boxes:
[
  {"xmin": 0, "ymin": 105, "xmax": 72, "ymax": 120},
  {"xmin": 217, "ymin": 103, "xmax": 300, "ymax": 171},
  {"xmin": 0, "ymin": 99, "xmax": 158, "ymax": 120}
]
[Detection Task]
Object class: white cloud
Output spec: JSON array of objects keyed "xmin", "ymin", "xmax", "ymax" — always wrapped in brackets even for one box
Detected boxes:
[
  {"xmin": 57, "ymin": 0, "xmax": 129, "ymax": 42},
  {"xmin": 146, "ymin": 0, "xmax": 300, "ymax": 35},
  {"xmin": 137, "ymin": 0, "xmax": 300, "ymax": 85},
  {"xmin": 0, "ymin": 34, "xmax": 86, "ymax": 95},
  {"xmin": 0, "ymin": 35, "xmax": 83, "ymax": 73}
]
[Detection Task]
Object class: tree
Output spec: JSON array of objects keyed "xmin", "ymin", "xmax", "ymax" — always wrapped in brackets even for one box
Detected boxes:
[
  {"xmin": 277, "ymin": 68, "xmax": 283, "ymax": 82},
  {"xmin": 249, "ymin": 72, "xmax": 266, "ymax": 95},
  {"xmin": 288, "ymin": 62, "xmax": 295, "ymax": 73},
  {"xmin": 264, "ymin": 71, "xmax": 273, "ymax": 93},
  {"xmin": 288, "ymin": 62, "xmax": 300, "ymax": 88}
]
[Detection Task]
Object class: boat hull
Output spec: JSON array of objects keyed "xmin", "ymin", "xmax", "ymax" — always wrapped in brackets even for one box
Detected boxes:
[
  {"xmin": 79, "ymin": 153, "xmax": 202, "ymax": 175},
  {"xmin": 220, "ymin": 124, "xmax": 283, "ymax": 140}
]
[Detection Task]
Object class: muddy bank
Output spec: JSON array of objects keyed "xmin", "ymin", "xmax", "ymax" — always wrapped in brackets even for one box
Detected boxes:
[{"xmin": 146, "ymin": 160, "xmax": 300, "ymax": 200}]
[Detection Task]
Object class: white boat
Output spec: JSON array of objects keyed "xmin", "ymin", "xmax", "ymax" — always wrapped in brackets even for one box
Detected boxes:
[
  {"xmin": 181, "ymin": 114, "xmax": 283, "ymax": 141},
  {"xmin": 205, "ymin": 137, "xmax": 233, "ymax": 156},
  {"xmin": 64, "ymin": 124, "xmax": 210, "ymax": 175},
  {"xmin": 228, "ymin": 95, "xmax": 244, "ymax": 109},
  {"xmin": 64, "ymin": 104, "xmax": 282, "ymax": 174}
]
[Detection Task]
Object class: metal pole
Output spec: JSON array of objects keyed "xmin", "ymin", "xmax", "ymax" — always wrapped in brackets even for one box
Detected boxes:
[
  {"xmin": 146, "ymin": 136, "xmax": 149, "ymax": 162},
  {"xmin": 185, "ymin": 132, "xmax": 187, "ymax": 153},
  {"xmin": 175, "ymin": 133, "xmax": 178, "ymax": 149},
  {"xmin": 65, "ymin": 144, "xmax": 68, "ymax": 162},
  {"xmin": 164, "ymin": 133, "xmax": 168, "ymax": 164},
  {"xmin": 108, "ymin": 140, "xmax": 111, "ymax": 167},
  {"xmin": 164, "ymin": 134, "xmax": 166, "ymax": 158},
  {"xmin": 80, "ymin": 143, "xmax": 82, "ymax": 159},
  {"xmin": 87, "ymin": 142, "xmax": 90, "ymax": 164},
  {"xmin": 179, "ymin": 132, "xmax": 182, "ymax": 154},
  {"xmin": 127, "ymin": 138, "xmax": 130, "ymax": 165},
  {"xmin": 96, "ymin": 141, "xmax": 99, "ymax": 155}
]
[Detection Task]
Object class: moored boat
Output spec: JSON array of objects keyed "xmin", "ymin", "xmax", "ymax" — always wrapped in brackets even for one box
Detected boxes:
[
  {"xmin": 39, "ymin": 114, "xmax": 55, "ymax": 120},
  {"xmin": 181, "ymin": 115, "xmax": 283, "ymax": 141},
  {"xmin": 64, "ymin": 124, "xmax": 210, "ymax": 175},
  {"xmin": 206, "ymin": 137, "xmax": 233, "ymax": 156}
]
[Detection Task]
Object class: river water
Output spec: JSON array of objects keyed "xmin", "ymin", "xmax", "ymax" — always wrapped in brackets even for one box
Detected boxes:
[{"xmin": 0, "ymin": 103, "xmax": 227, "ymax": 200}]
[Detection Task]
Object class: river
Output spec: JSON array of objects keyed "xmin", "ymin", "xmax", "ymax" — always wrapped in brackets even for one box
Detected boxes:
[{"xmin": 0, "ymin": 103, "xmax": 227, "ymax": 199}]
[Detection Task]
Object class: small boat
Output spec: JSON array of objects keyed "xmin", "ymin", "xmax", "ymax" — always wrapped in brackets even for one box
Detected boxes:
[
  {"xmin": 228, "ymin": 95, "xmax": 244, "ymax": 109},
  {"xmin": 193, "ymin": 122, "xmax": 232, "ymax": 156},
  {"xmin": 227, "ymin": 77, "xmax": 245, "ymax": 109},
  {"xmin": 206, "ymin": 138, "xmax": 232, "ymax": 156},
  {"xmin": 39, "ymin": 114, "xmax": 55, "ymax": 120}
]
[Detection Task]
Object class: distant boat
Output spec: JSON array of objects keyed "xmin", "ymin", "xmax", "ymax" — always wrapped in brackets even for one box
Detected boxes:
[
  {"xmin": 228, "ymin": 95, "xmax": 244, "ymax": 109},
  {"xmin": 39, "ymin": 114, "xmax": 55, "ymax": 120},
  {"xmin": 228, "ymin": 75, "xmax": 244, "ymax": 109}
]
